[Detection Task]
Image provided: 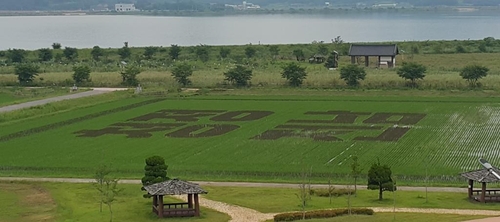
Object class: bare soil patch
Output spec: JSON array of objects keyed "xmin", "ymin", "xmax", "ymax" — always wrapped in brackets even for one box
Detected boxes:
[{"xmin": 0, "ymin": 183, "xmax": 57, "ymax": 222}]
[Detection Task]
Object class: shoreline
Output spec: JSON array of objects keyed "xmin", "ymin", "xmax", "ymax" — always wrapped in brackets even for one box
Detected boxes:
[{"xmin": 1, "ymin": 6, "xmax": 500, "ymax": 17}]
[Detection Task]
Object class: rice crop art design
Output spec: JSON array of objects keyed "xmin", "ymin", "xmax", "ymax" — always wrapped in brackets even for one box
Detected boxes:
[{"xmin": 74, "ymin": 110, "xmax": 425, "ymax": 142}]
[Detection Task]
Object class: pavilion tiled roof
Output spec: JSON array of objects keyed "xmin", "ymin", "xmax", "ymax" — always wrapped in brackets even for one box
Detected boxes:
[
  {"xmin": 144, "ymin": 179, "xmax": 208, "ymax": 195},
  {"xmin": 349, "ymin": 44, "xmax": 399, "ymax": 56},
  {"xmin": 461, "ymin": 168, "xmax": 500, "ymax": 183}
]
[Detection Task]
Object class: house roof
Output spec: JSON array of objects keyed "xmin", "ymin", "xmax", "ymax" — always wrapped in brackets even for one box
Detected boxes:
[
  {"xmin": 349, "ymin": 44, "xmax": 399, "ymax": 56},
  {"xmin": 461, "ymin": 168, "xmax": 500, "ymax": 183},
  {"xmin": 144, "ymin": 179, "xmax": 208, "ymax": 195}
]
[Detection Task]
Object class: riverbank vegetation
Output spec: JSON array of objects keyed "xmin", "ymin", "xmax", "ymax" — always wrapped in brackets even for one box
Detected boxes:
[{"xmin": 0, "ymin": 38, "xmax": 500, "ymax": 90}]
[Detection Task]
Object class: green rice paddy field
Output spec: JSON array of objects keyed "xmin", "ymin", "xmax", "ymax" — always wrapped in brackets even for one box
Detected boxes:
[{"xmin": 1, "ymin": 94, "xmax": 499, "ymax": 184}]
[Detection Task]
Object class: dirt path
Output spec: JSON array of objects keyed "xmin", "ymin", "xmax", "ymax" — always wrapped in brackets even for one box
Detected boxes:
[
  {"xmin": 0, "ymin": 177, "xmax": 466, "ymax": 192},
  {"xmin": 0, "ymin": 87, "xmax": 128, "ymax": 113}
]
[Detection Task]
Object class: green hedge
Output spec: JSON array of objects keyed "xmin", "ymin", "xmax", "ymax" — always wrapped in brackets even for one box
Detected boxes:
[
  {"xmin": 273, "ymin": 208, "xmax": 374, "ymax": 222},
  {"xmin": 309, "ymin": 188, "xmax": 355, "ymax": 197}
]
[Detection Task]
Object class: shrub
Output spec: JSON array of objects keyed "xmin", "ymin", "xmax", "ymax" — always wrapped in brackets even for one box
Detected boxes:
[
  {"xmin": 456, "ymin": 45, "xmax": 467, "ymax": 53},
  {"xmin": 281, "ymin": 63, "xmax": 307, "ymax": 87},
  {"xmin": 310, "ymin": 188, "xmax": 355, "ymax": 197},
  {"xmin": 171, "ymin": 62, "xmax": 193, "ymax": 86},
  {"xmin": 63, "ymin": 47, "xmax": 78, "ymax": 61},
  {"xmin": 460, "ymin": 64, "xmax": 489, "ymax": 87},
  {"xmin": 120, "ymin": 65, "xmax": 140, "ymax": 86},
  {"xmin": 72, "ymin": 65, "xmax": 91, "ymax": 84},
  {"xmin": 397, "ymin": 62, "xmax": 426, "ymax": 87},
  {"xmin": 340, "ymin": 64, "xmax": 366, "ymax": 86},
  {"xmin": 224, "ymin": 65, "xmax": 253, "ymax": 87},
  {"xmin": 273, "ymin": 208, "xmax": 374, "ymax": 221},
  {"xmin": 52, "ymin": 43, "xmax": 62, "ymax": 49},
  {"xmin": 15, "ymin": 63, "xmax": 40, "ymax": 85},
  {"xmin": 245, "ymin": 46, "xmax": 257, "ymax": 58}
]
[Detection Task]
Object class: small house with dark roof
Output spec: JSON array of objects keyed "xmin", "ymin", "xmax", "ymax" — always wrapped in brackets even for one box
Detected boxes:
[
  {"xmin": 349, "ymin": 44, "xmax": 399, "ymax": 68},
  {"xmin": 144, "ymin": 179, "xmax": 208, "ymax": 218},
  {"xmin": 461, "ymin": 168, "xmax": 500, "ymax": 203},
  {"xmin": 308, "ymin": 53, "xmax": 326, "ymax": 64}
]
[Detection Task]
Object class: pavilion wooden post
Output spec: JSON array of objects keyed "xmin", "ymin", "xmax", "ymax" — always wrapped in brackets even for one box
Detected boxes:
[
  {"xmin": 481, "ymin": 182, "xmax": 486, "ymax": 203},
  {"xmin": 158, "ymin": 195, "xmax": 164, "ymax": 218},
  {"xmin": 351, "ymin": 56, "xmax": 355, "ymax": 64},
  {"xmin": 188, "ymin": 194, "xmax": 193, "ymax": 208},
  {"xmin": 364, "ymin": 56, "xmax": 369, "ymax": 67},
  {"xmin": 194, "ymin": 194, "xmax": 200, "ymax": 216},
  {"xmin": 152, "ymin": 195, "xmax": 158, "ymax": 213},
  {"xmin": 468, "ymin": 179, "xmax": 473, "ymax": 199},
  {"xmin": 377, "ymin": 56, "xmax": 381, "ymax": 68},
  {"xmin": 391, "ymin": 56, "xmax": 395, "ymax": 68}
]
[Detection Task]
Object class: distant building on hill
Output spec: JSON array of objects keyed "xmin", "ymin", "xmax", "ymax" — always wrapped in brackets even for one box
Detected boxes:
[
  {"xmin": 225, "ymin": 1, "xmax": 260, "ymax": 10},
  {"xmin": 115, "ymin": 4, "xmax": 138, "ymax": 12}
]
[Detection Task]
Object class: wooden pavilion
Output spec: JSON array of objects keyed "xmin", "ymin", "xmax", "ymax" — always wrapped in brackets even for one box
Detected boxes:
[
  {"xmin": 144, "ymin": 179, "xmax": 208, "ymax": 218},
  {"xmin": 348, "ymin": 44, "xmax": 399, "ymax": 68},
  {"xmin": 461, "ymin": 168, "xmax": 500, "ymax": 203},
  {"xmin": 308, "ymin": 54, "xmax": 326, "ymax": 64}
]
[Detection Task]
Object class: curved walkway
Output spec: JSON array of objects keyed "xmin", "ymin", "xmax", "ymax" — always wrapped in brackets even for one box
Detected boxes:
[{"xmin": 0, "ymin": 88, "xmax": 128, "ymax": 113}]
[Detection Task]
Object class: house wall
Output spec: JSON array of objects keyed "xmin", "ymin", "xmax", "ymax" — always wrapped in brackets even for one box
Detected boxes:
[{"xmin": 115, "ymin": 4, "xmax": 136, "ymax": 12}]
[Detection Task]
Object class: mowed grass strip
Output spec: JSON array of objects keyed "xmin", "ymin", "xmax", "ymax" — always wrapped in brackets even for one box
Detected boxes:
[
  {"xmin": 204, "ymin": 186, "xmax": 500, "ymax": 213},
  {"xmin": 0, "ymin": 182, "xmax": 229, "ymax": 222},
  {"xmin": 1, "ymin": 95, "xmax": 500, "ymax": 184}
]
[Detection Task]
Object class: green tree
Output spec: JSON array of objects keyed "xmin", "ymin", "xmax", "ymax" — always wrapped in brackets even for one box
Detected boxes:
[
  {"xmin": 38, "ymin": 48, "xmax": 53, "ymax": 62},
  {"xmin": 171, "ymin": 62, "xmax": 193, "ymax": 86},
  {"xmin": 245, "ymin": 46, "xmax": 257, "ymax": 58},
  {"xmin": 351, "ymin": 156, "xmax": 362, "ymax": 196},
  {"xmin": 63, "ymin": 47, "xmax": 78, "ymax": 61},
  {"xmin": 169, "ymin": 44, "xmax": 181, "ymax": 60},
  {"xmin": 141, "ymin": 156, "xmax": 169, "ymax": 198},
  {"xmin": 367, "ymin": 160, "xmax": 396, "ymax": 201},
  {"xmin": 118, "ymin": 43, "xmax": 131, "ymax": 60},
  {"xmin": 72, "ymin": 65, "xmax": 91, "ymax": 84},
  {"xmin": 460, "ymin": 64, "xmax": 489, "ymax": 87},
  {"xmin": 14, "ymin": 63, "xmax": 40, "ymax": 85},
  {"xmin": 269, "ymin": 45, "xmax": 280, "ymax": 59},
  {"xmin": 397, "ymin": 62, "xmax": 426, "ymax": 87},
  {"xmin": 101, "ymin": 178, "xmax": 122, "ymax": 222},
  {"xmin": 52, "ymin": 43, "xmax": 62, "ymax": 49},
  {"xmin": 292, "ymin": 49, "xmax": 305, "ymax": 61},
  {"xmin": 224, "ymin": 65, "xmax": 253, "ymax": 87},
  {"xmin": 195, "ymin": 45, "xmax": 210, "ymax": 62},
  {"xmin": 143, "ymin": 46, "xmax": 158, "ymax": 59},
  {"xmin": 93, "ymin": 164, "xmax": 111, "ymax": 213},
  {"xmin": 318, "ymin": 44, "xmax": 329, "ymax": 55},
  {"xmin": 456, "ymin": 45, "xmax": 467, "ymax": 53},
  {"xmin": 7, "ymin": 49, "xmax": 26, "ymax": 63},
  {"xmin": 340, "ymin": 64, "xmax": 367, "ymax": 87},
  {"xmin": 478, "ymin": 43, "xmax": 487, "ymax": 53},
  {"xmin": 91, "ymin": 46, "xmax": 104, "ymax": 61},
  {"xmin": 219, "ymin": 47, "xmax": 231, "ymax": 60},
  {"xmin": 282, "ymin": 63, "xmax": 307, "ymax": 87},
  {"xmin": 120, "ymin": 65, "xmax": 140, "ymax": 86}
]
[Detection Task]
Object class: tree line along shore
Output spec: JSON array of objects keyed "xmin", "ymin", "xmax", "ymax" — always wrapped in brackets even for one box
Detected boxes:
[{"xmin": 0, "ymin": 38, "xmax": 499, "ymax": 90}]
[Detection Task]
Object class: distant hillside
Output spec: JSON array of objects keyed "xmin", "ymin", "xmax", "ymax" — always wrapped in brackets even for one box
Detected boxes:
[{"xmin": 0, "ymin": 0, "xmax": 499, "ymax": 11}]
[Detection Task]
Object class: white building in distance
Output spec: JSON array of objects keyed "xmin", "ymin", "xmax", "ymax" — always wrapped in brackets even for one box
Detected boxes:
[{"xmin": 115, "ymin": 4, "xmax": 138, "ymax": 12}]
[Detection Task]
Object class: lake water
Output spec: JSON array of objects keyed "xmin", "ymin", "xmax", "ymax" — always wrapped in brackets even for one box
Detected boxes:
[{"xmin": 1, "ymin": 13, "xmax": 499, "ymax": 49}]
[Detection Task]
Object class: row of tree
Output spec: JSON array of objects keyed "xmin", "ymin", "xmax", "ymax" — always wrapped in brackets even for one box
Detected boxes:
[{"xmin": 12, "ymin": 60, "xmax": 490, "ymax": 88}]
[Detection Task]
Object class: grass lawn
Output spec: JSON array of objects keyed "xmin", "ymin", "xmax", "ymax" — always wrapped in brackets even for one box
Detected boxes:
[
  {"xmin": 0, "ymin": 181, "xmax": 230, "ymax": 222},
  {"xmin": 203, "ymin": 186, "xmax": 500, "ymax": 213},
  {"xmin": 282, "ymin": 213, "xmax": 488, "ymax": 222},
  {"xmin": 42, "ymin": 182, "xmax": 230, "ymax": 222}
]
